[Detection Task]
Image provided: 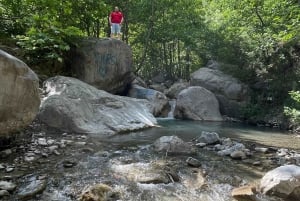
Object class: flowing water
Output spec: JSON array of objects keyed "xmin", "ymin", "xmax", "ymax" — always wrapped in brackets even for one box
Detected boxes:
[{"xmin": 3, "ymin": 119, "xmax": 300, "ymax": 201}]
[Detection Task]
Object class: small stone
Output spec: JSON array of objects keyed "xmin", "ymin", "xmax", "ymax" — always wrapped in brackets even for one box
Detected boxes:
[
  {"xmin": 255, "ymin": 147, "xmax": 269, "ymax": 153},
  {"xmin": 63, "ymin": 160, "xmax": 77, "ymax": 168},
  {"xmin": 195, "ymin": 143, "xmax": 206, "ymax": 148},
  {"xmin": 186, "ymin": 157, "xmax": 201, "ymax": 167},
  {"xmin": 0, "ymin": 164, "xmax": 5, "ymax": 170},
  {"xmin": 196, "ymin": 131, "xmax": 220, "ymax": 144},
  {"xmin": 253, "ymin": 161, "xmax": 261, "ymax": 166},
  {"xmin": 232, "ymin": 185, "xmax": 257, "ymax": 201},
  {"xmin": 53, "ymin": 150, "xmax": 61, "ymax": 155},
  {"xmin": 24, "ymin": 156, "xmax": 36, "ymax": 162},
  {"xmin": 0, "ymin": 189, "xmax": 10, "ymax": 197},
  {"xmin": 37, "ymin": 138, "xmax": 48, "ymax": 146},
  {"xmin": 75, "ymin": 142, "xmax": 87, "ymax": 146},
  {"xmin": 48, "ymin": 145, "xmax": 59, "ymax": 153},
  {"xmin": 5, "ymin": 167, "xmax": 14, "ymax": 173},
  {"xmin": 47, "ymin": 139, "xmax": 55, "ymax": 145},
  {"xmin": 0, "ymin": 149, "xmax": 12, "ymax": 158},
  {"xmin": 230, "ymin": 151, "xmax": 246, "ymax": 160},
  {"xmin": 222, "ymin": 138, "xmax": 233, "ymax": 146},
  {"xmin": 0, "ymin": 181, "xmax": 17, "ymax": 191}
]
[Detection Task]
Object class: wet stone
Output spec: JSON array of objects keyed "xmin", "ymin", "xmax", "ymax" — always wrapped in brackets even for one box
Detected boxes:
[
  {"xmin": 5, "ymin": 167, "xmax": 14, "ymax": 173},
  {"xmin": 63, "ymin": 160, "xmax": 77, "ymax": 168},
  {"xmin": 255, "ymin": 147, "xmax": 269, "ymax": 153},
  {"xmin": 0, "ymin": 149, "xmax": 13, "ymax": 158},
  {"xmin": 186, "ymin": 157, "xmax": 201, "ymax": 167},
  {"xmin": 24, "ymin": 156, "xmax": 36, "ymax": 162},
  {"xmin": 37, "ymin": 138, "xmax": 48, "ymax": 146},
  {"xmin": 0, "ymin": 181, "xmax": 17, "ymax": 191},
  {"xmin": 17, "ymin": 176, "xmax": 47, "ymax": 200},
  {"xmin": 0, "ymin": 189, "xmax": 10, "ymax": 197},
  {"xmin": 0, "ymin": 164, "xmax": 5, "ymax": 170},
  {"xmin": 230, "ymin": 150, "xmax": 247, "ymax": 160}
]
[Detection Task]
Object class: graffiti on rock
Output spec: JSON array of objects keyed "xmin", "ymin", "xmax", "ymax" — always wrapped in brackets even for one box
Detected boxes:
[{"xmin": 95, "ymin": 53, "xmax": 117, "ymax": 77}]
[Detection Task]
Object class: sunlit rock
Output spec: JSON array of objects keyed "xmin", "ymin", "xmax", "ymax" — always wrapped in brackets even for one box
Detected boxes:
[
  {"xmin": 174, "ymin": 86, "xmax": 223, "ymax": 121},
  {"xmin": 79, "ymin": 184, "xmax": 117, "ymax": 201},
  {"xmin": 110, "ymin": 161, "xmax": 174, "ymax": 184},
  {"xmin": 196, "ymin": 131, "xmax": 220, "ymax": 144},
  {"xmin": 217, "ymin": 143, "xmax": 246, "ymax": 156},
  {"xmin": 38, "ymin": 76, "xmax": 157, "ymax": 135},
  {"xmin": 0, "ymin": 49, "xmax": 40, "ymax": 136},
  {"xmin": 260, "ymin": 165, "xmax": 300, "ymax": 199},
  {"xmin": 153, "ymin": 135, "xmax": 195, "ymax": 154},
  {"xmin": 231, "ymin": 185, "xmax": 257, "ymax": 201}
]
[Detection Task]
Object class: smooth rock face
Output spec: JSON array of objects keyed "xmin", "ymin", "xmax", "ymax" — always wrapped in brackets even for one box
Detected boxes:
[
  {"xmin": 68, "ymin": 38, "xmax": 134, "ymax": 94},
  {"xmin": 0, "ymin": 49, "xmax": 40, "ymax": 136},
  {"xmin": 38, "ymin": 76, "xmax": 157, "ymax": 135},
  {"xmin": 191, "ymin": 67, "xmax": 248, "ymax": 118},
  {"xmin": 260, "ymin": 165, "xmax": 300, "ymax": 198},
  {"xmin": 174, "ymin": 86, "xmax": 223, "ymax": 121}
]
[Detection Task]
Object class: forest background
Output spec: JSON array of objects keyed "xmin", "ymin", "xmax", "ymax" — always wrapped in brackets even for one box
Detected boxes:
[{"xmin": 1, "ymin": 0, "xmax": 300, "ymax": 128}]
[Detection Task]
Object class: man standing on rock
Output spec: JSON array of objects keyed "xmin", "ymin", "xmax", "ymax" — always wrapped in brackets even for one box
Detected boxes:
[{"xmin": 109, "ymin": 6, "xmax": 124, "ymax": 40}]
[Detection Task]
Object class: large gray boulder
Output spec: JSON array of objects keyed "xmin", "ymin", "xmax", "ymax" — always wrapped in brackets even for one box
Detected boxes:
[
  {"xmin": 0, "ymin": 50, "xmax": 40, "ymax": 136},
  {"xmin": 174, "ymin": 86, "xmax": 223, "ymax": 121},
  {"xmin": 190, "ymin": 67, "xmax": 248, "ymax": 118},
  {"xmin": 128, "ymin": 84, "xmax": 169, "ymax": 117},
  {"xmin": 68, "ymin": 38, "xmax": 134, "ymax": 94},
  {"xmin": 38, "ymin": 76, "xmax": 157, "ymax": 135},
  {"xmin": 260, "ymin": 165, "xmax": 300, "ymax": 199}
]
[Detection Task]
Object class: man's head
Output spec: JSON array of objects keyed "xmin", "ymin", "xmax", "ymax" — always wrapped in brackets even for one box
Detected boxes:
[{"xmin": 114, "ymin": 6, "xmax": 119, "ymax": 11}]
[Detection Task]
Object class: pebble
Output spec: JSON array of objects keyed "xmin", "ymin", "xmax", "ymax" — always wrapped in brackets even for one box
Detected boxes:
[
  {"xmin": 254, "ymin": 147, "xmax": 269, "ymax": 153},
  {"xmin": 0, "ymin": 149, "xmax": 12, "ymax": 158},
  {"xmin": 0, "ymin": 164, "xmax": 5, "ymax": 170},
  {"xmin": 0, "ymin": 181, "xmax": 17, "ymax": 191},
  {"xmin": 195, "ymin": 143, "xmax": 207, "ymax": 148},
  {"xmin": 5, "ymin": 167, "xmax": 14, "ymax": 173},
  {"xmin": 230, "ymin": 151, "xmax": 246, "ymax": 160},
  {"xmin": 24, "ymin": 156, "xmax": 36, "ymax": 162},
  {"xmin": 0, "ymin": 189, "xmax": 10, "ymax": 197},
  {"xmin": 186, "ymin": 157, "xmax": 201, "ymax": 167},
  {"xmin": 48, "ymin": 145, "xmax": 59, "ymax": 153},
  {"xmin": 63, "ymin": 160, "xmax": 77, "ymax": 168},
  {"xmin": 37, "ymin": 138, "xmax": 48, "ymax": 146},
  {"xmin": 253, "ymin": 161, "xmax": 261, "ymax": 166}
]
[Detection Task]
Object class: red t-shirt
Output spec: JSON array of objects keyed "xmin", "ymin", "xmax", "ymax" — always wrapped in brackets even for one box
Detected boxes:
[{"xmin": 110, "ymin": 11, "xmax": 123, "ymax": 24}]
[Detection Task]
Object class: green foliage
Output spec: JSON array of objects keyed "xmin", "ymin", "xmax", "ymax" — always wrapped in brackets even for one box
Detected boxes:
[
  {"xmin": 16, "ymin": 26, "xmax": 82, "ymax": 63},
  {"xmin": 284, "ymin": 91, "xmax": 300, "ymax": 126}
]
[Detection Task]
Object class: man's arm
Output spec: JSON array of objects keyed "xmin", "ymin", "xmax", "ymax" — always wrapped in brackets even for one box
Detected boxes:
[
  {"xmin": 120, "ymin": 13, "xmax": 124, "ymax": 24},
  {"xmin": 109, "ymin": 13, "xmax": 112, "ymax": 25}
]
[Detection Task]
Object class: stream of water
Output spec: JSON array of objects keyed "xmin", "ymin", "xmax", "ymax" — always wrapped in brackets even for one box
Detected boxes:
[{"xmin": 2, "ymin": 119, "xmax": 300, "ymax": 201}]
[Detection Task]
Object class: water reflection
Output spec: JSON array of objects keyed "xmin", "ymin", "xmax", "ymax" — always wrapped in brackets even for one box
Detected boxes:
[{"xmin": 102, "ymin": 119, "xmax": 300, "ymax": 150}]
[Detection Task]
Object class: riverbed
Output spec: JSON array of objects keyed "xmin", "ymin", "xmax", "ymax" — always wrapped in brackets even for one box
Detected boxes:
[{"xmin": 1, "ymin": 119, "xmax": 299, "ymax": 201}]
